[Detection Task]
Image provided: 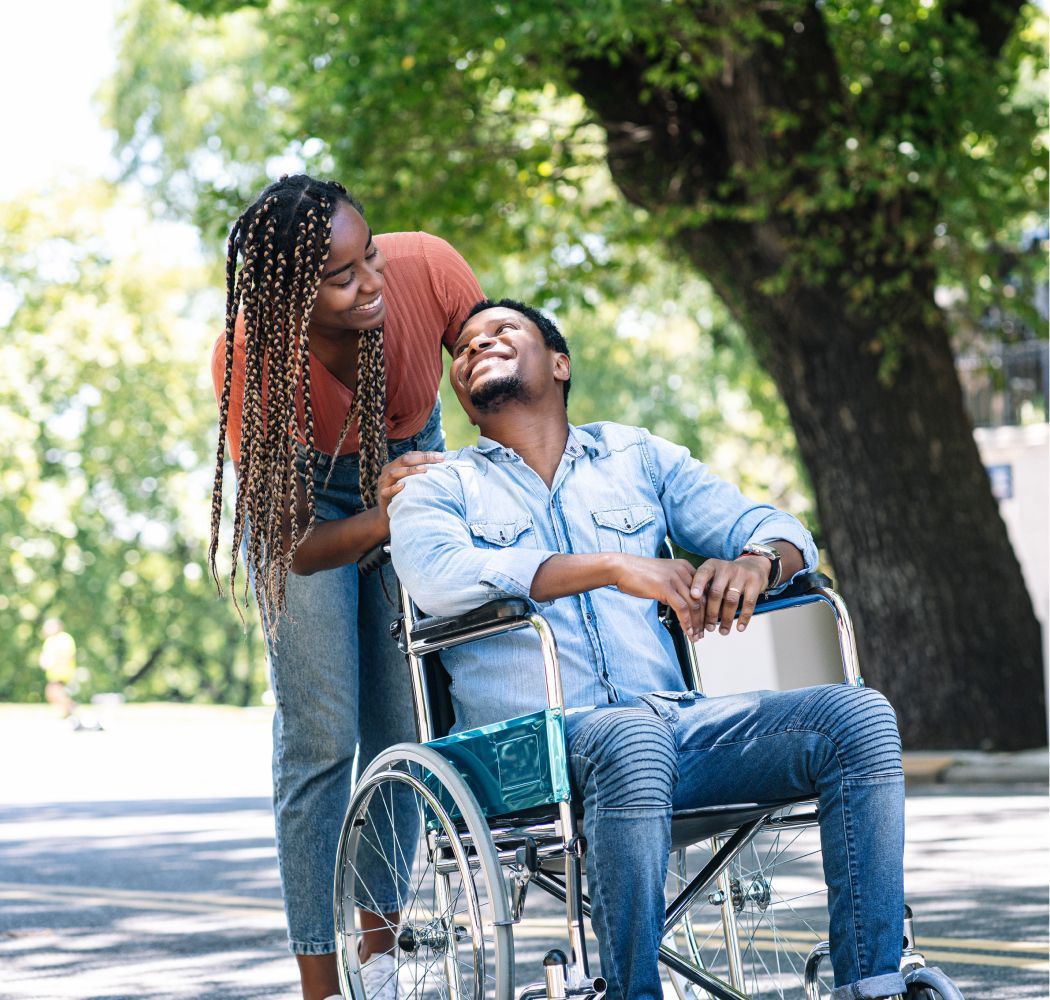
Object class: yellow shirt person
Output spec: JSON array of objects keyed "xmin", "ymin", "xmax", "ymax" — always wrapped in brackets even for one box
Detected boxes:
[{"xmin": 40, "ymin": 622, "xmax": 77, "ymax": 685}]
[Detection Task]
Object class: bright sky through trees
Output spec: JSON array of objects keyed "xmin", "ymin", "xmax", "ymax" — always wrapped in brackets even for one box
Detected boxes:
[{"xmin": 1, "ymin": 1, "xmax": 120, "ymax": 194}]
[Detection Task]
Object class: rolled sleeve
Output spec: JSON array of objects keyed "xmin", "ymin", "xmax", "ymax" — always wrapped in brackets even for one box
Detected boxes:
[
  {"xmin": 478, "ymin": 547, "xmax": 556, "ymax": 600},
  {"xmin": 747, "ymin": 514, "xmax": 819, "ymax": 592}
]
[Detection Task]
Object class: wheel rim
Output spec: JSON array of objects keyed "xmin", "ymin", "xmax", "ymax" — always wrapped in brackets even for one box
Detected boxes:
[
  {"xmin": 666, "ymin": 813, "xmax": 835, "ymax": 999},
  {"xmin": 335, "ymin": 747, "xmax": 513, "ymax": 999}
]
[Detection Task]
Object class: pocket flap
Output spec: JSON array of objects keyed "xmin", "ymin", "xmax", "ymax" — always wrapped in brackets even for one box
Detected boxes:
[
  {"xmin": 591, "ymin": 504, "xmax": 656, "ymax": 534},
  {"xmin": 469, "ymin": 516, "xmax": 533, "ymax": 546}
]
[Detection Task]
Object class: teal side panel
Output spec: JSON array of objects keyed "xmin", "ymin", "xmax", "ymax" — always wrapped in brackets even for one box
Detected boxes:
[{"xmin": 424, "ymin": 709, "xmax": 570, "ymax": 821}]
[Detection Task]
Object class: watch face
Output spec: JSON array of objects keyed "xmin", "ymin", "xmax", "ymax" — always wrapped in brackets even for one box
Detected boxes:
[{"xmin": 746, "ymin": 544, "xmax": 776, "ymax": 558}]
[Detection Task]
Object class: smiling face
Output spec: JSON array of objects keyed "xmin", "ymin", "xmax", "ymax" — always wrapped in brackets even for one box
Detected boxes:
[
  {"xmin": 449, "ymin": 306, "xmax": 570, "ymax": 422},
  {"xmin": 307, "ymin": 202, "xmax": 387, "ymax": 336}
]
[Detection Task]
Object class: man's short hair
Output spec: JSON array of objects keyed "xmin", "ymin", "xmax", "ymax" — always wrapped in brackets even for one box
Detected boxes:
[{"xmin": 460, "ymin": 298, "xmax": 571, "ymax": 403}]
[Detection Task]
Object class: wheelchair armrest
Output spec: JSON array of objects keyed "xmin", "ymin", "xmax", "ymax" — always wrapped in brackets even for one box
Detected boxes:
[
  {"xmin": 758, "ymin": 571, "xmax": 833, "ymax": 605},
  {"xmin": 408, "ymin": 598, "xmax": 533, "ymax": 649}
]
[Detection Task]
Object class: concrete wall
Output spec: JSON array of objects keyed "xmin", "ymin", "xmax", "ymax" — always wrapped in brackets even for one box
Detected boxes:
[
  {"xmin": 973, "ymin": 423, "xmax": 1049, "ymax": 631},
  {"xmin": 973, "ymin": 423, "xmax": 1049, "ymax": 686}
]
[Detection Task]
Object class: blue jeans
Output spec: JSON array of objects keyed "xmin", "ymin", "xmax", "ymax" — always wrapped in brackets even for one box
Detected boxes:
[
  {"xmin": 266, "ymin": 402, "xmax": 445, "ymax": 955},
  {"xmin": 565, "ymin": 684, "xmax": 907, "ymax": 1000}
]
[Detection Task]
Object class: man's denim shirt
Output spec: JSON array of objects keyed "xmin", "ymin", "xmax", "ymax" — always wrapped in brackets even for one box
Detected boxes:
[{"xmin": 389, "ymin": 422, "xmax": 818, "ymax": 732}]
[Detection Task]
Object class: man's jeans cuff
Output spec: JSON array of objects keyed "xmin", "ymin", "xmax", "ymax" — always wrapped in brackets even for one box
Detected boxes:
[{"xmin": 831, "ymin": 971, "xmax": 907, "ymax": 1000}]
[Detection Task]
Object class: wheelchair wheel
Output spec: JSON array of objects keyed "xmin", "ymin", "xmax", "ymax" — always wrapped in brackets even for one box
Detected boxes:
[
  {"xmin": 666, "ymin": 810, "xmax": 834, "ymax": 999},
  {"xmin": 904, "ymin": 966, "xmax": 965, "ymax": 999},
  {"xmin": 335, "ymin": 743, "xmax": 514, "ymax": 999}
]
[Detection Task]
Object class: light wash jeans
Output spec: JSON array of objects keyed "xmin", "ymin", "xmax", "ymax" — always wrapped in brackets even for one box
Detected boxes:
[
  {"xmin": 265, "ymin": 402, "xmax": 444, "ymax": 955},
  {"xmin": 565, "ymin": 683, "xmax": 907, "ymax": 1000}
]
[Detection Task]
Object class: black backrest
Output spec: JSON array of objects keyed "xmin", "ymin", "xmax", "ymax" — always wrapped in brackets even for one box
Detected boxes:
[{"xmin": 421, "ymin": 652, "xmax": 457, "ymax": 741}]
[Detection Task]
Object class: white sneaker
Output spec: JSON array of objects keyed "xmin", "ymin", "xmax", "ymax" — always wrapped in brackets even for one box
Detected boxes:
[{"xmin": 360, "ymin": 952, "xmax": 399, "ymax": 999}]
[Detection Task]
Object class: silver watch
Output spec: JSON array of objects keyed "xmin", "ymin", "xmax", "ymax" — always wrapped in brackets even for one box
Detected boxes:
[{"xmin": 739, "ymin": 542, "xmax": 782, "ymax": 593}]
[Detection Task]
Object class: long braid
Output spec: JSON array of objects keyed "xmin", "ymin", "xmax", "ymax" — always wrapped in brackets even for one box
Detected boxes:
[
  {"xmin": 323, "ymin": 324, "xmax": 388, "ymax": 503},
  {"xmin": 207, "ymin": 174, "xmax": 387, "ymax": 639},
  {"xmin": 208, "ymin": 217, "xmax": 245, "ymax": 592}
]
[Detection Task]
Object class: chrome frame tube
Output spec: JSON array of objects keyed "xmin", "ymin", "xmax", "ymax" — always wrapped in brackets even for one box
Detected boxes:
[
  {"xmin": 749, "ymin": 587, "xmax": 861, "ymax": 686},
  {"xmin": 526, "ymin": 610, "xmax": 592, "ymax": 982},
  {"xmin": 663, "ymin": 816, "xmax": 769, "ymax": 930},
  {"xmin": 711, "ymin": 836, "xmax": 745, "ymax": 992},
  {"xmin": 815, "ymin": 586, "xmax": 862, "ymax": 686},
  {"xmin": 399, "ymin": 593, "xmax": 436, "ymax": 744},
  {"xmin": 399, "ymin": 588, "xmax": 594, "ymax": 983},
  {"xmin": 528, "ymin": 612, "xmax": 567, "ymax": 715}
]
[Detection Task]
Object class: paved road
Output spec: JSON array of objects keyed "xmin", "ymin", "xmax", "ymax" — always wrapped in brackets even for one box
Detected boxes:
[{"xmin": 1, "ymin": 705, "xmax": 1046, "ymax": 999}]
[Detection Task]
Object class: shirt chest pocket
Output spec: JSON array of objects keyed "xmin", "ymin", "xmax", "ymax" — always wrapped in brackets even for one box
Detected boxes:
[
  {"xmin": 468, "ymin": 515, "xmax": 534, "ymax": 549},
  {"xmin": 591, "ymin": 504, "xmax": 658, "ymax": 557}
]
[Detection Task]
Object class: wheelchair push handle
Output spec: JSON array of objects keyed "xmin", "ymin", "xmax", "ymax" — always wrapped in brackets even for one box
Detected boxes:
[{"xmin": 358, "ymin": 540, "xmax": 392, "ymax": 576}]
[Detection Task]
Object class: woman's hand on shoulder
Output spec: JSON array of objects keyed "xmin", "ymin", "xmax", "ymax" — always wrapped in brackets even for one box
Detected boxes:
[{"xmin": 377, "ymin": 451, "xmax": 445, "ymax": 521}]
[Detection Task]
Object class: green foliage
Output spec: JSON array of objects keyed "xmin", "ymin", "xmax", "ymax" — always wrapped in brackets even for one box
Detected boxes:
[
  {"xmin": 105, "ymin": 0, "xmax": 815, "ymax": 501},
  {"xmin": 0, "ymin": 182, "xmax": 264, "ymax": 705},
  {"xmin": 109, "ymin": 0, "xmax": 1046, "ymax": 361}
]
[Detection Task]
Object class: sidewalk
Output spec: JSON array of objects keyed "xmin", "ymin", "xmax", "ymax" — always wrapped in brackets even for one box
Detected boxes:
[
  {"xmin": 2, "ymin": 704, "xmax": 1046, "ymax": 794},
  {"xmin": 903, "ymin": 747, "xmax": 1049, "ymax": 785}
]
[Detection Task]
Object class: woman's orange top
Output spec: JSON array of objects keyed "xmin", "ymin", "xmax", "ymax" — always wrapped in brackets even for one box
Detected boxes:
[{"xmin": 211, "ymin": 231, "xmax": 483, "ymax": 461}]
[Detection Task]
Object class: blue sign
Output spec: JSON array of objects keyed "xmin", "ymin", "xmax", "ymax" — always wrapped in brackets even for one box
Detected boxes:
[{"xmin": 986, "ymin": 463, "xmax": 1013, "ymax": 501}]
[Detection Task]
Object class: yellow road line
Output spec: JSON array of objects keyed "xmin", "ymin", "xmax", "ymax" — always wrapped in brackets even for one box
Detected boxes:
[
  {"xmin": 2, "ymin": 882, "xmax": 1046, "ymax": 971},
  {"xmin": 0, "ymin": 881, "xmax": 282, "ymax": 915}
]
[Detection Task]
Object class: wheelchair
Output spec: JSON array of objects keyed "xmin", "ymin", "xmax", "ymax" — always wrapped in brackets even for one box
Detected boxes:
[{"xmin": 334, "ymin": 544, "xmax": 964, "ymax": 1000}]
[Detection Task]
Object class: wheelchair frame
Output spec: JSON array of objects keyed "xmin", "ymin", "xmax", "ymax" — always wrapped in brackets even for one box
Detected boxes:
[{"xmin": 335, "ymin": 549, "xmax": 959, "ymax": 1000}]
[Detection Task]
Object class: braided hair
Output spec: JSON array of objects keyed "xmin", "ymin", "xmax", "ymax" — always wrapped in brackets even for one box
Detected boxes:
[{"xmin": 208, "ymin": 174, "xmax": 389, "ymax": 637}]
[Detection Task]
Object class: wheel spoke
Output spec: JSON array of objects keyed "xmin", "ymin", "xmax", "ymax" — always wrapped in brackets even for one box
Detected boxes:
[{"xmin": 668, "ymin": 816, "xmax": 835, "ymax": 999}]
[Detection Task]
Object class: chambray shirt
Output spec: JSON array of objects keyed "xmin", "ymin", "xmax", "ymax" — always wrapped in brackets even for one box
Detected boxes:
[{"xmin": 389, "ymin": 422, "xmax": 817, "ymax": 732}]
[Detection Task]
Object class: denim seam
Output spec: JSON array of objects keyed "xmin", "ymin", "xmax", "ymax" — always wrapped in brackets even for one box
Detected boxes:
[
  {"xmin": 571, "ymin": 749, "xmax": 623, "ymax": 998},
  {"xmin": 841, "ymin": 771, "xmax": 903, "ymax": 785},
  {"xmin": 591, "ymin": 804, "xmax": 676, "ymax": 817},
  {"xmin": 841, "ymin": 778, "xmax": 865, "ymax": 981},
  {"xmin": 268, "ymin": 662, "xmax": 294, "ymax": 951}
]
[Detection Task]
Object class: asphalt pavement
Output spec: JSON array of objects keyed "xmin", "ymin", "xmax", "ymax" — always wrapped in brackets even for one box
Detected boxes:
[{"xmin": 0, "ymin": 704, "xmax": 1046, "ymax": 999}]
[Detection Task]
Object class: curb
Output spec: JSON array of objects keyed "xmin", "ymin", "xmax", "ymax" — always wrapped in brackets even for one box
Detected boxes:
[{"xmin": 903, "ymin": 748, "xmax": 1049, "ymax": 786}]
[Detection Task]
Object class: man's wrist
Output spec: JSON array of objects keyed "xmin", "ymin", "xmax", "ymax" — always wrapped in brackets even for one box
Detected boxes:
[
  {"xmin": 599, "ymin": 551, "xmax": 623, "ymax": 588},
  {"xmin": 735, "ymin": 553, "xmax": 771, "ymax": 580},
  {"xmin": 738, "ymin": 542, "xmax": 783, "ymax": 592}
]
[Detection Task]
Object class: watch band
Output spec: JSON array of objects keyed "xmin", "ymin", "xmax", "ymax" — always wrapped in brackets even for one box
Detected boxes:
[{"xmin": 740, "ymin": 542, "xmax": 783, "ymax": 593}]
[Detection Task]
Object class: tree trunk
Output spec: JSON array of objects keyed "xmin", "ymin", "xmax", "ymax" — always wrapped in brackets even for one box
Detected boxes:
[
  {"xmin": 568, "ymin": 8, "xmax": 1047, "ymax": 749},
  {"xmin": 687, "ymin": 242, "xmax": 1045, "ymax": 750}
]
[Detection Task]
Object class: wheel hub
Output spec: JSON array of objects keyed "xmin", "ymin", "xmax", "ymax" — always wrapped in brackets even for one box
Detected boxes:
[
  {"xmin": 397, "ymin": 920, "xmax": 468, "ymax": 954},
  {"xmin": 726, "ymin": 875, "xmax": 772, "ymax": 913}
]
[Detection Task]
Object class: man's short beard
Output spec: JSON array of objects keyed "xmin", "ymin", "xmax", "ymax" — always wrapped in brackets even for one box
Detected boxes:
[{"xmin": 470, "ymin": 374, "xmax": 529, "ymax": 413}]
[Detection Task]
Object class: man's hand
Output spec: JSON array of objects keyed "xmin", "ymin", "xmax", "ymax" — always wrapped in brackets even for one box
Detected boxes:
[
  {"xmin": 688, "ymin": 556, "xmax": 769, "ymax": 637},
  {"xmin": 609, "ymin": 555, "xmax": 706, "ymax": 640},
  {"xmin": 377, "ymin": 451, "xmax": 444, "ymax": 523}
]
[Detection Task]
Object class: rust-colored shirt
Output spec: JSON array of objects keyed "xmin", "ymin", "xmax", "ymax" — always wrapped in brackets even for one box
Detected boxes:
[{"xmin": 211, "ymin": 232, "xmax": 483, "ymax": 461}]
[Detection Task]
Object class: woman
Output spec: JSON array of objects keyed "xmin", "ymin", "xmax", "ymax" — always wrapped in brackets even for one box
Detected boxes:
[{"xmin": 209, "ymin": 174, "xmax": 482, "ymax": 1000}]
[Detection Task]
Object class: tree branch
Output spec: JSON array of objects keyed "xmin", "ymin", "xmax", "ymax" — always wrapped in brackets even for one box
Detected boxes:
[{"xmin": 942, "ymin": 0, "xmax": 1026, "ymax": 59}]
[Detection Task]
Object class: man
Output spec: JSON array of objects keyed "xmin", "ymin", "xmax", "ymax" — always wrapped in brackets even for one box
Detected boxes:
[{"xmin": 388, "ymin": 299, "xmax": 907, "ymax": 1000}]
